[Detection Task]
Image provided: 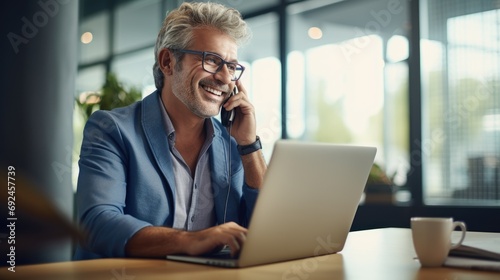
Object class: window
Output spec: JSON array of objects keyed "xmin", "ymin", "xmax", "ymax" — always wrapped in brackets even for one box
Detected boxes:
[
  {"xmin": 113, "ymin": 0, "xmax": 161, "ymax": 53},
  {"xmin": 195, "ymin": 0, "xmax": 280, "ymax": 14},
  {"xmin": 287, "ymin": 0, "xmax": 411, "ymax": 195},
  {"xmin": 111, "ymin": 48, "xmax": 156, "ymax": 97},
  {"xmin": 420, "ymin": 0, "xmax": 500, "ymax": 205},
  {"xmin": 239, "ymin": 13, "xmax": 281, "ymax": 161},
  {"xmin": 79, "ymin": 11, "xmax": 109, "ymax": 64}
]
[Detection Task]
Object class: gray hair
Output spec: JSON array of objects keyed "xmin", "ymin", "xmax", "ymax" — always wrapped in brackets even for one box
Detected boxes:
[{"xmin": 153, "ymin": 2, "xmax": 251, "ymax": 90}]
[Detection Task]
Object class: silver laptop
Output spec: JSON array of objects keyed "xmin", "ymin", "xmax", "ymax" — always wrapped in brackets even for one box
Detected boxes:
[{"xmin": 166, "ymin": 140, "xmax": 377, "ymax": 268}]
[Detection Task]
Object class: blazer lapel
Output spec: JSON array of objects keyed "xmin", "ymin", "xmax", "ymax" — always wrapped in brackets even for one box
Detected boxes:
[
  {"xmin": 210, "ymin": 127, "xmax": 232, "ymax": 223},
  {"xmin": 141, "ymin": 91, "xmax": 176, "ymax": 197}
]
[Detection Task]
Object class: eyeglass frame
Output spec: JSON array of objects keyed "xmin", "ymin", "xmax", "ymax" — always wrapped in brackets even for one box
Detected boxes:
[{"xmin": 172, "ymin": 49, "xmax": 245, "ymax": 81}]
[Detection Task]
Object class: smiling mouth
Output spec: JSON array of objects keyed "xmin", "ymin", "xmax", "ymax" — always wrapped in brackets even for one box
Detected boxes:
[{"xmin": 202, "ymin": 85, "xmax": 225, "ymax": 97}]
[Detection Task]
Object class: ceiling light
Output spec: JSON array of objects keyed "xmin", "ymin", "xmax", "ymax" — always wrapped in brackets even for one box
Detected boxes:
[
  {"xmin": 308, "ymin": 27, "xmax": 323, "ymax": 40},
  {"xmin": 81, "ymin": 32, "xmax": 93, "ymax": 44}
]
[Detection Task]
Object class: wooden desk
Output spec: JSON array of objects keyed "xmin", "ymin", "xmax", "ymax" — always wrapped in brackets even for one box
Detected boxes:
[{"xmin": 1, "ymin": 228, "xmax": 498, "ymax": 280}]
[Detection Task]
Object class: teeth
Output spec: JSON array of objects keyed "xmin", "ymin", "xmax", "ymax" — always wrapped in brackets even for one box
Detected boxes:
[{"xmin": 203, "ymin": 86, "xmax": 223, "ymax": 96}]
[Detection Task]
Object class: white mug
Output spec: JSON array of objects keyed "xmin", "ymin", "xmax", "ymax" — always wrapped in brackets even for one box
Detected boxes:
[{"xmin": 411, "ymin": 217, "xmax": 467, "ymax": 267}]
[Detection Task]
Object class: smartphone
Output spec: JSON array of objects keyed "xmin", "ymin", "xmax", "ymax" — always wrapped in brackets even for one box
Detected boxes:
[{"xmin": 221, "ymin": 86, "xmax": 237, "ymax": 127}]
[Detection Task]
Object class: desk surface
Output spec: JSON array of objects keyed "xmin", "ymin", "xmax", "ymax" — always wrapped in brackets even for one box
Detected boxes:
[{"xmin": 1, "ymin": 228, "xmax": 499, "ymax": 280}]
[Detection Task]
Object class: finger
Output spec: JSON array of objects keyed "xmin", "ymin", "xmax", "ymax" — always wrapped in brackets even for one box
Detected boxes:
[
  {"xmin": 233, "ymin": 231, "xmax": 248, "ymax": 255},
  {"xmin": 223, "ymin": 95, "xmax": 247, "ymax": 110},
  {"xmin": 228, "ymin": 235, "xmax": 247, "ymax": 257},
  {"xmin": 221, "ymin": 222, "xmax": 248, "ymax": 233},
  {"xmin": 235, "ymin": 81, "xmax": 248, "ymax": 95},
  {"xmin": 240, "ymin": 232, "xmax": 247, "ymax": 242},
  {"xmin": 230, "ymin": 236, "xmax": 240, "ymax": 255},
  {"xmin": 219, "ymin": 224, "xmax": 247, "ymax": 256},
  {"xmin": 220, "ymin": 227, "xmax": 247, "ymax": 241},
  {"xmin": 223, "ymin": 95, "xmax": 239, "ymax": 109}
]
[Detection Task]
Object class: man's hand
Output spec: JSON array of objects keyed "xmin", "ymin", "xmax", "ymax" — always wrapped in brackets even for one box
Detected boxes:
[
  {"xmin": 222, "ymin": 82, "xmax": 256, "ymax": 146},
  {"xmin": 222, "ymin": 81, "xmax": 267, "ymax": 189},
  {"xmin": 125, "ymin": 222, "xmax": 247, "ymax": 258},
  {"xmin": 183, "ymin": 222, "xmax": 247, "ymax": 257}
]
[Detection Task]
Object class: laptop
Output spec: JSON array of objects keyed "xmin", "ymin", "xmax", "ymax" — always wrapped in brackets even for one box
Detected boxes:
[{"xmin": 166, "ymin": 140, "xmax": 377, "ymax": 268}]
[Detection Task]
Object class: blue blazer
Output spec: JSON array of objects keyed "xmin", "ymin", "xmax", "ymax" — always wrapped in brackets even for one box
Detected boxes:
[{"xmin": 74, "ymin": 91, "xmax": 259, "ymax": 260}]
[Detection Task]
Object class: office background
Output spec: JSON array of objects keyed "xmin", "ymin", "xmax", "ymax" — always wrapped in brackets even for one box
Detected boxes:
[{"xmin": 1, "ymin": 0, "xmax": 499, "ymax": 265}]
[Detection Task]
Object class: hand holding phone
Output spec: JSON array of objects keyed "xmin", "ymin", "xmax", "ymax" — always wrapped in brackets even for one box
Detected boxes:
[{"xmin": 221, "ymin": 86, "xmax": 238, "ymax": 127}]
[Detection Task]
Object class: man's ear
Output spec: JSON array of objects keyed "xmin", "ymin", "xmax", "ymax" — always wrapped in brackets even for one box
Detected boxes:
[{"xmin": 159, "ymin": 48, "xmax": 174, "ymax": 76}]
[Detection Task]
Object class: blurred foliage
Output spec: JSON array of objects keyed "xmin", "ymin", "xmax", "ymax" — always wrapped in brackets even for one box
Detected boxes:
[
  {"xmin": 366, "ymin": 163, "xmax": 394, "ymax": 186},
  {"xmin": 76, "ymin": 72, "xmax": 142, "ymax": 121}
]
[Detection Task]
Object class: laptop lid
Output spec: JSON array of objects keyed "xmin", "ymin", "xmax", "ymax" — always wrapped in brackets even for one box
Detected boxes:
[
  {"xmin": 167, "ymin": 140, "xmax": 377, "ymax": 268},
  {"xmin": 237, "ymin": 140, "xmax": 376, "ymax": 267}
]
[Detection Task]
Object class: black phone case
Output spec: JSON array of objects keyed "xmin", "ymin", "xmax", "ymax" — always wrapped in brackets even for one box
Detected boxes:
[{"xmin": 221, "ymin": 86, "xmax": 237, "ymax": 127}]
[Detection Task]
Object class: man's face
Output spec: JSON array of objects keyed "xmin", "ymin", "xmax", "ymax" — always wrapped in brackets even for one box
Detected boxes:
[{"xmin": 171, "ymin": 27, "xmax": 238, "ymax": 119}]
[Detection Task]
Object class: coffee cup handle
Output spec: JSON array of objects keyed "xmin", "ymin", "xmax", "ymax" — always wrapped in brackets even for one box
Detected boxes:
[{"xmin": 450, "ymin": 221, "xmax": 467, "ymax": 250}]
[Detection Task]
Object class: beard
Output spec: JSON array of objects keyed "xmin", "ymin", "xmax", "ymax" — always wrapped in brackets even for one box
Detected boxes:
[{"xmin": 171, "ymin": 75, "xmax": 222, "ymax": 119}]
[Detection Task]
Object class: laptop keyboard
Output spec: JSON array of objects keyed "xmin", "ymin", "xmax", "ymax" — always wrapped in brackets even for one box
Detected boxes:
[{"xmin": 205, "ymin": 247, "xmax": 238, "ymax": 259}]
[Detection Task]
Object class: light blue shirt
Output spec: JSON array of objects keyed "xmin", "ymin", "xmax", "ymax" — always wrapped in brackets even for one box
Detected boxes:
[{"xmin": 158, "ymin": 95, "xmax": 216, "ymax": 231}]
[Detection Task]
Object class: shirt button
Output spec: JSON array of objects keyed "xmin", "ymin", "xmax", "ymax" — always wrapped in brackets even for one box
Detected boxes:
[
  {"xmin": 191, "ymin": 216, "xmax": 195, "ymax": 222},
  {"xmin": 194, "ymin": 183, "xmax": 198, "ymax": 189}
]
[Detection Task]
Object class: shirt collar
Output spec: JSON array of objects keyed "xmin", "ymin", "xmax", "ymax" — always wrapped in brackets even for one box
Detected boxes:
[{"xmin": 157, "ymin": 94, "xmax": 216, "ymax": 143}]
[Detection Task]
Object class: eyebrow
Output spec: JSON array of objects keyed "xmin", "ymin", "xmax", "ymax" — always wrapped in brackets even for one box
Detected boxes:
[{"xmin": 207, "ymin": 51, "xmax": 239, "ymax": 64}]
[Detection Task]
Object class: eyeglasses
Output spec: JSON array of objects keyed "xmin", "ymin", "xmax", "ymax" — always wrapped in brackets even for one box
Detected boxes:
[{"xmin": 173, "ymin": 49, "xmax": 245, "ymax": 81}]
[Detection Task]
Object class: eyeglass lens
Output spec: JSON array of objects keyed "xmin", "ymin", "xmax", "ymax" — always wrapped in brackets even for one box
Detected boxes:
[{"xmin": 203, "ymin": 53, "xmax": 243, "ymax": 81}]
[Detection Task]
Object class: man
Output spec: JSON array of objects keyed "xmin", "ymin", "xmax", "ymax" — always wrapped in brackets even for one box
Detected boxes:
[{"xmin": 74, "ymin": 2, "xmax": 267, "ymax": 260}]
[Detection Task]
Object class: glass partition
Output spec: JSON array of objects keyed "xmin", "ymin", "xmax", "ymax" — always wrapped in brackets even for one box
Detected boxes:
[
  {"xmin": 420, "ymin": 0, "xmax": 500, "ymax": 205},
  {"xmin": 287, "ymin": 0, "xmax": 411, "ymax": 203}
]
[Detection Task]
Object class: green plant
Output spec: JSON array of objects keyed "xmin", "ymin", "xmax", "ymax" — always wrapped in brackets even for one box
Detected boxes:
[
  {"xmin": 366, "ymin": 163, "xmax": 393, "ymax": 186},
  {"xmin": 76, "ymin": 72, "xmax": 142, "ymax": 121}
]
